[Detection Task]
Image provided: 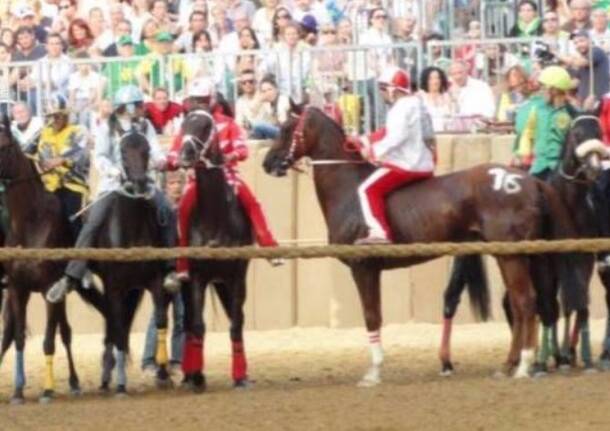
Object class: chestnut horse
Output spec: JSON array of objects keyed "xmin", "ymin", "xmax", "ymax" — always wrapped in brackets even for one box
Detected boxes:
[{"xmin": 263, "ymin": 106, "xmax": 588, "ymax": 384}]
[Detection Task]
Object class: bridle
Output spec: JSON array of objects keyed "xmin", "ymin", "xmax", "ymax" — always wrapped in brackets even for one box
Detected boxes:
[
  {"xmin": 559, "ymin": 115, "xmax": 606, "ymax": 184},
  {"xmin": 282, "ymin": 107, "xmax": 366, "ymax": 171},
  {"xmin": 117, "ymin": 130, "xmax": 155, "ymax": 199},
  {"xmin": 181, "ymin": 109, "xmax": 219, "ymax": 166}
]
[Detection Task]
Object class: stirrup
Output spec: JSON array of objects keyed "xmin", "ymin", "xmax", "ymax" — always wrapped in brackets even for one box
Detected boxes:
[{"xmin": 268, "ymin": 257, "xmax": 285, "ymax": 267}]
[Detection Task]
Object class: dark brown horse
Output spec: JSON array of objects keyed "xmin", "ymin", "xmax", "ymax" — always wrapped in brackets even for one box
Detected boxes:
[
  {"xmin": 179, "ymin": 109, "xmax": 253, "ymax": 391},
  {"xmin": 263, "ymin": 106, "xmax": 588, "ymax": 384},
  {"xmin": 0, "ymin": 115, "xmax": 104, "ymax": 403}
]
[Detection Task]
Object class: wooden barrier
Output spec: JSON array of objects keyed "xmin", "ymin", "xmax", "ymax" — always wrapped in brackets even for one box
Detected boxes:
[{"xmin": 22, "ymin": 134, "xmax": 609, "ymax": 335}]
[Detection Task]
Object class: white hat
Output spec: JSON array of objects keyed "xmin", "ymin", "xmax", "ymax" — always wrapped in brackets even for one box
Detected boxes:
[
  {"xmin": 12, "ymin": 3, "xmax": 35, "ymax": 19},
  {"xmin": 188, "ymin": 78, "xmax": 214, "ymax": 98}
]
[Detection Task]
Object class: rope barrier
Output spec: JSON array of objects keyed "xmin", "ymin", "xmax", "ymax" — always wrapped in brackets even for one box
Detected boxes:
[{"xmin": 2, "ymin": 238, "xmax": 610, "ymax": 261}]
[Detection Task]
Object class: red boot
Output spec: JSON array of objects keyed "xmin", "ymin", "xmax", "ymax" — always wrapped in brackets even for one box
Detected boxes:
[{"xmin": 177, "ymin": 180, "xmax": 197, "ymax": 280}]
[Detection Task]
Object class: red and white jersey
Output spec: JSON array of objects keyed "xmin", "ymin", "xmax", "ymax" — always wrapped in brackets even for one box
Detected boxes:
[
  {"xmin": 168, "ymin": 111, "xmax": 248, "ymax": 173},
  {"xmin": 366, "ymin": 96, "xmax": 435, "ymax": 172}
]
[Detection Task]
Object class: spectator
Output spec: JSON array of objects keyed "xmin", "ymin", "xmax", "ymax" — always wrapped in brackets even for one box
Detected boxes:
[
  {"xmin": 12, "ymin": 4, "xmax": 47, "ymax": 43},
  {"xmin": 209, "ymin": 4, "xmax": 232, "ymax": 47},
  {"xmin": 93, "ymin": 3, "xmax": 127, "ymax": 54},
  {"xmin": 0, "ymin": 43, "xmax": 12, "ymax": 116},
  {"xmin": 68, "ymin": 52, "xmax": 105, "ymax": 127},
  {"xmin": 418, "ymin": 66, "xmax": 455, "ymax": 132},
  {"xmin": 562, "ymin": 0, "xmax": 592, "ymax": 32},
  {"xmin": 151, "ymin": 0, "xmax": 177, "ymax": 35},
  {"xmin": 144, "ymin": 87, "xmax": 183, "ymax": 135},
  {"xmin": 101, "ymin": 19, "xmax": 133, "ymax": 57},
  {"xmin": 136, "ymin": 18, "xmax": 159, "ymax": 55},
  {"xmin": 183, "ymin": 30, "xmax": 217, "ymax": 85},
  {"xmin": 475, "ymin": 44, "xmax": 520, "ymax": 86},
  {"xmin": 10, "ymin": 101, "xmax": 44, "ymax": 153},
  {"xmin": 235, "ymin": 26, "xmax": 262, "ymax": 74},
  {"xmin": 51, "ymin": 0, "xmax": 78, "ymax": 40},
  {"xmin": 227, "ymin": 0, "xmax": 257, "ymax": 22},
  {"xmin": 88, "ymin": 7, "xmax": 107, "ymax": 42},
  {"xmin": 67, "ymin": 18, "xmax": 94, "ymax": 55},
  {"xmin": 250, "ymin": 74, "xmax": 291, "ymax": 139},
  {"xmin": 141, "ymin": 169, "xmax": 184, "ymax": 376},
  {"xmin": 0, "ymin": 28, "xmax": 14, "ymax": 52},
  {"xmin": 539, "ymin": 9, "xmax": 570, "ymax": 60},
  {"xmin": 291, "ymin": 0, "xmax": 331, "ymax": 26},
  {"xmin": 393, "ymin": 15, "xmax": 419, "ymax": 81},
  {"xmin": 454, "ymin": 20, "xmax": 482, "ymax": 76},
  {"xmin": 174, "ymin": 10, "xmax": 207, "ymax": 53},
  {"xmin": 300, "ymin": 15, "xmax": 318, "ymax": 46},
  {"xmin": 508, "ymin": 1, "xmax": 543, "ymax": 38},
  {"xmin": 252, "ymin": 0, "xmax": 280, "ymax": 47},
  {"xmin": 566, "ymin": 30, "xmax": 609, "ymax": 103},
  {"xmin": 103, "ymin": 35, "xmax": 141, "ymax": 98},
  {"xmin": 131, "ymin": 0, "xmax": 153, "ymax": 44},
  {"xmin": 31, "ymin": 32, "xmax": 72, "ymax": 99},
  {"xmin": 235, "ymin": 69, "xmax": 261, "ymax": 132},
  {"xmin": 262, "ymin": 20, "xmax": 311, "ymax": 104},
  {"xmin": 10, "ymin": 26, "xmax": 47, "ymax": 113},
  {"xmin": 270, "ymin": 7, "xmax": 292, "ymax": 46},
  {"xmin": 589, "ymin": 8, "xmax": 610, "ymax": 53},
  {"xmin": 448, "ymin": 60, "xmax": 496, "ymax": 118},
  {"xmin": 425, "ymin": 33, "xmax": 452, "ymax": 72},
  {"xmin": 336, "ymin": 17, "xmax": 353, "ymax": 44},
  {"xmin": 313, "ymin": 22, "xmax": 345, "ymax": 80},
  {"xmin": 496, "ymin": 65, "xmax": 531, "ymax": 122}
]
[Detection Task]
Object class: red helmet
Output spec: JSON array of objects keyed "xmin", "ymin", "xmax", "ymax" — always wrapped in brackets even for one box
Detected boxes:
[{"xmin": 378, "ymin": 67, "xmax": 410, "ymax": 93}]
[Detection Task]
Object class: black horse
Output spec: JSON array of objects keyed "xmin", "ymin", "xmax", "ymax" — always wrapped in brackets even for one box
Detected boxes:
[
  {"xmin": 91, "ymin": 130, "xmax": 172, "ymax": 395},
  {"xmin": 179, "ymin": 109, "xmax": 253, "ymax": 391},
  {"xmin": 440, "ymin": 114, "xmax": 606, "ymax": 375},
  {"xmin": 0, "ymin": 115, "xmax": 104, "ymax": 403}
]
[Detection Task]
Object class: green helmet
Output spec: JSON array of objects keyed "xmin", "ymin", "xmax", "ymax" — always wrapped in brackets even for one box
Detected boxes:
[
  {"xmin": 113, "ymin": 85, "xmax": 144, "ymax": 108},
  {"xmin": 538, "ymin": 66, "xmax": 575, "ymax": 92}
]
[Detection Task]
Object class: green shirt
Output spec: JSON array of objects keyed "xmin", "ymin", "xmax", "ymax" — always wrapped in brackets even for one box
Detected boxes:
[
  {"xmin": 103, "ymin": 60, "xmax": 140, "ymax": 99},
  {"xmin": 518, "ymin": 100, "xmax": 573, "ymax": 175}
]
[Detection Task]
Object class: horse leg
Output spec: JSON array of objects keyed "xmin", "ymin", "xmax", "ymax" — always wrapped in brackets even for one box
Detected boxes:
[
  {"xmin": 39, "ymin": 301, "xmax": 60, "ymax": 403},
  {"xmin": 350, "ymin": 264, "xmax": 383, "ymax": 387},
  {"xmin": 151, "ymin": 282, "xmax": 172, "ymax": 388},
  {"xmin": 100, "ymin": 318, "xmax": 115, "ymax": 392},
  {"xmin": 0, "ymin": 291, "xmax": 15, "ymax": 366},
  {"xmin": 10, "ymin": 288, "xmax": 30, "ymax": 404},
  {"xmin": 576, "ymin": 307, "xmax": 594, "ymax": 371},
  {"xmin": 56, "ymin": 301, "xmax": 81, "ymax": 395},
  {"xmin": 600, "ymin": 269, "xmax": 610, "ymax": 369},
  {"xmin": 530, "ymin": 256, "xmax": 557, "ymax": 377},
  {"xmin": 182, "ymin": 277, "xmax": 207, "ymax": 392},
  {"xmin": 214, "ymin": 278, "xmax": 249, "ymax": 388},
  {"xmin": 497, "ymin": 256, "xmax": 536, "ymax": 378},
  {"xmin": 107, "ymin": 292, "xmax": 128, "ymax": 396},
  {"xmin": 439, "ymin": 257, "xmax": 467, "ymax": 376}
]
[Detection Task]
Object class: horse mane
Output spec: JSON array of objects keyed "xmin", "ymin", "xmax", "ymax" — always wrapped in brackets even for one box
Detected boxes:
[{"xmin": 307, "ymin": 106, "xmax": 346, "ymax": 140}]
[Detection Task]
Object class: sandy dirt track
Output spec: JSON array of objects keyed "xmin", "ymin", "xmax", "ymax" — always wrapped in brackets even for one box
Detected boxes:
[{"xmin": 1, "ymin": 321, "xmax": 610, "ymax": 431}]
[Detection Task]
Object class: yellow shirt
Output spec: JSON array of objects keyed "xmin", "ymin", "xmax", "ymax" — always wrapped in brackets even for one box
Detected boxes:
[{"xmin": 38, "ymin": 124, "xmax": 89, "ymax": 195}]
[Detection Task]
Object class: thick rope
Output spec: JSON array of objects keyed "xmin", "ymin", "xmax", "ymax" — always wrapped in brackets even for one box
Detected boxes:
[{"xmin": 2, "ymin": 238, "xmax": 610, "ymax": 261}]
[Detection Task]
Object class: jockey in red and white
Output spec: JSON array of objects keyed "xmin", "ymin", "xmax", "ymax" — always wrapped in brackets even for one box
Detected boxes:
[
  {"xmin": 168, "ymin": 78, "xmax": 281, "ymax": 280},
  {"xmin": 355, "ymin": 67, "xmax": 436, "ymax": 245}
]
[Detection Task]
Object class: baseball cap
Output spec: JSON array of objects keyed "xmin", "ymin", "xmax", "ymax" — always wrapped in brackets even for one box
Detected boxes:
[
  {"xmin": 117, "ymin": 35, "xmax": 134, "ymax": 46},
  {"xmin": 300, "ymin": 15, "xmax": 318, "ymax": 33},
  {"xmin": 13, "ymin": 4, "xmax": 35, "ymax": 19}
]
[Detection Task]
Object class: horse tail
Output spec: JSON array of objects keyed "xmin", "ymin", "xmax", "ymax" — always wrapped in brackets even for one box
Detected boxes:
[
  {"xmin": 445, "ymin": 255, "xmax": 491, "ymax": 322},
  {"xmin": 536, "ymin": 181, "xmax": 589, "ymax": 312}
]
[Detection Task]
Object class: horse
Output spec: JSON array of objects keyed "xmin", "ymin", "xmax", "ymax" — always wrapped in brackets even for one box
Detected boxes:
[
  {"xmin": 263, "ymin": 105, "xmax": 588, "ymax": 384},
  {"xmin": 0, "ymin": 114, "xmax": 104, "ymax": 403},
  {"xmin": 179, "ymin": 109, "xmax": 253, "ymax": 391},
  {"xmin": 439, "ymin": 114, "xmax": 608, "ymax": 375},
  {"xmin": 90, "ymin": 130, "xmax": 172, "ymax": 395}
]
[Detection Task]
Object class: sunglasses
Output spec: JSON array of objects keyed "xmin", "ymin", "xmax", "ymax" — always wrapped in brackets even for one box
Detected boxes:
[
  {"xmin": 373, "ymin": 14, "xmax": 387, "ymax": 20},
  {"xmin": 59, "ymin": 4, "xmax": 71, "ymax": 9},
  {"xmin": 240, "ymin": 79, "xmax": 255, "ymax": 85},
  {"xmin": 322, "ymin": 30, "xmax": 336, "ymax": 34},
  {"xmin": 277, "ymin": 14, "xmax": 290, "ymax": 19}
]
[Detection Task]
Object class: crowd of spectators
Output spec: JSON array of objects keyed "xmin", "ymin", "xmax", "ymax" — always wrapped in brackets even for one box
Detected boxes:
[{"xmin": 2, "ymin": 0, "xmax": 610, "ymax": 137}]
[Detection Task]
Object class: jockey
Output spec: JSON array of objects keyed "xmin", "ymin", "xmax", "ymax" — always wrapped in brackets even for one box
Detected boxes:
[
  {"xmin": 515, "ymin": 65, "xmax": 575, "ymax": 181},
  {"xmin": 46, "ymin": 84, "xmax": 178, "ymax": 303},
  {"xmin": 10, "ymin": 101, "xmax": 44, "ymax": 154},
  {"xmin": 37, "ymin": 93, "xmax": 89, "ymax": 241},
  {"xmin": 168, "ymin": 77, "xmax": 281, "ymax": 280},
  {"xmin": 354, "ymin": 67, "xmax": 435, "ymax": 245}
]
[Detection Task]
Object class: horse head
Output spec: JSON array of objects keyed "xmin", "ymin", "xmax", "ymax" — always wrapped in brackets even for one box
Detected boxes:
[
  {"xmin": 119, "ymin": 130, "xmax": 152, "ymax": 196},
  {"xmin": 263, "ymin": 100, "xmax": 310, "ymax": 177},
  {"xmin": 0, "ymin": 114, "xmax": 23, "ymax": 180},
  {"xmin": 179, "ymin": 109, "xmax": 221, "ymax": 168},
  {"xmin": 561, "ymin": 112, "xmax": 608, "ymax": 182}
]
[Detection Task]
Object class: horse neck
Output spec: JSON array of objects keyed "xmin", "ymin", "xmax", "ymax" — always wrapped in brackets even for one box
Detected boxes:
[
  {"xmin": 195, "ymin": 166, "xmax": 232, "ymax": 225},
  {"xmin": 305, "ymin": 112, "xmax": 370, "ymax": 222},
  {"xmin": 5, "ymin": 154, "xmax": 48, "ymax": 230}
]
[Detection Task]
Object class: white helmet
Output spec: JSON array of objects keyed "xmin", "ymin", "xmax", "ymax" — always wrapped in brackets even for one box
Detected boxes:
[{"xmin": 188, "ymin": 78, "xmax": 214, "ymax": 98}]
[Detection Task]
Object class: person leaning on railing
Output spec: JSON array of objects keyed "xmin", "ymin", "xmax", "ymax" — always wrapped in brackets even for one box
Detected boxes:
[
  {"xmin": 417, "ymin": 66, "xmax": 455, "ymax": 133},
  {"xmin": 496, "ymin": 65, "xmax": 531, "ymax": 123},
  {"xmin": 507, "ymin": 0, "xmax": 543, "ymax": 38}
]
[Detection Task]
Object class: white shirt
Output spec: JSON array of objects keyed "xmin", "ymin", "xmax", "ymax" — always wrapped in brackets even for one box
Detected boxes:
[
  {"xmin": 291, "ymin": 3, "xmax": 332, "ymax": 26},
  {"xmin": 30, "ymin": 54, "xmax": 72, "ymax": 97},
  {"xmin": 11, "ymin": 117, "xmax": 44, "ymax": 152},
  {"xmin": 453, "ymin": 77, "xmax": 496, "ymax": 118},
  {"xmin": 252, "ymin": 7, "xmax": 275, "ymax": 47},
  {"xmin": 68, "ymin": 71, "xmax": 104, "ymax": 103},
  {"xmin": 369, "ymin": 96, "xmax": 435, "ymax": 172}
]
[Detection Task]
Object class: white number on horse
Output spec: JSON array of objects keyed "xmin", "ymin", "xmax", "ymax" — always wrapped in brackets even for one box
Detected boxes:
[{"xmin": 488, "ymin": 167, "xmax": 523, "ymax": 194}]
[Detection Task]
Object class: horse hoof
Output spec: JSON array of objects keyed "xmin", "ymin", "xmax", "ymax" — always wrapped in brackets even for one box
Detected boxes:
[
  {"xmin": 39, "ymin": 391, "xmax": 53, "ymax": 404},
  {"xmin": 532, "ymin": 363, "xmax": 548, "ymax": 378},
  {"xmin": 513, "ymin": 368, "xmax": 531, "ymax": 379},
  {"xmin": 233, "ymin": 379, "xmax": 251, "ymax": 389},
  {"xmin": 70, "ymin": 387, "xmax": 82, "ymax": 397},
  {"xmin": 10, "ymin": 397, "xmax": 25, "ymax": 406},
  {"xmin": 439, "ymin": 362, "xmax": 454, "ymax": 377},
  {"xmin": 156, "ymin": 377, "xmax": 174, "ymax": 390}
]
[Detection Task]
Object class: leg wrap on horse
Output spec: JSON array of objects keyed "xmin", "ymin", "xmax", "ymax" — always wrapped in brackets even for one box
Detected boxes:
[
  {"xmin": 44, "ymin": 354, "xmax": 54, "ymax": 391},
  {"xmin": 231, "ymin": 341, "xmax": 248, "ymax": 381},
  {"xmin": 177, "ymin": 181, "xmax": 197, "ymax": 276},
  {"xmin": 14, "ymin": 350, "xmax": 25, "ymax": 390},
  {"xmin": 156, "ymin": 328, "xmax": 169, "ymax": 367},
  {"xmin": 235, "ymin": 179, "xmax": 277, "ymax": 247},
  {"xmin": 182, "ymin": 335, "xmax": 204, "ymax": 374}
]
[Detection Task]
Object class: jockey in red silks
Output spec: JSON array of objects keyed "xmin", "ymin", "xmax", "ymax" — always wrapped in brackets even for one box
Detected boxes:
[
  {"xmin": 168, "ymin": 78, "xmax": 281, "ymax": 280},
  {"xmin": 354, "ymin": 67, "xmax": 436, "ymax": 245}
]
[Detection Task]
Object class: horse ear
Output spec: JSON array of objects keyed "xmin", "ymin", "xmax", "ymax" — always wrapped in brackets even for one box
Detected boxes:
[{"xmin": 289, "ymin": 98, "xmax": 304, "ymax": 116}]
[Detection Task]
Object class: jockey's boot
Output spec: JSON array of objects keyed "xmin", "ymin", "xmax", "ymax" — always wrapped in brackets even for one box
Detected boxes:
[{"xmin": 46, "ymin": 275, "xmax": 80, "ymax": 303}]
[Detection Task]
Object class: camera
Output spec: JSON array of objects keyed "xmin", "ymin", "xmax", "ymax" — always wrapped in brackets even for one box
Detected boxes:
[{"xmin": 532, "ymin": 40, "xmax": 557, "ymax": 65}]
